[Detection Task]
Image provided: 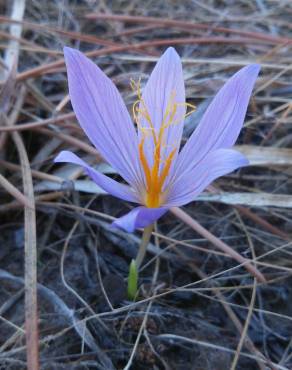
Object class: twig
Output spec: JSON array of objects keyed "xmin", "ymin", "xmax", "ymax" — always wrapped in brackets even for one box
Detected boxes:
[
  {"xmin": 230, "ymin": 212, "xmax": 262, "ymax": 370},
  {"xmin": 0, "ymin": 0, "xmax": 26, "ymax": 80},
  {"xmin": 123, "ymin": 294, "xmax": 154, "ymax": 370},
  {"xmin": 84, "ymin": 13, "xmax": 292, "ymax": 45},
  {"xmin": 4, "ymin": 85, "xmax": 39, "ymax": 370},
  {"xmin": 15, "ymin": 36, "xmax": 269, "ymax": 82},
  {"xmin": 170, "ymin": 207, "xmax": 266, "ymax": 283},
  {"xmin": 174, "ymin": 247, "xmax": 267, "ymax": 370},
  {"xmin": 157, "ymin": 334, "xmax": 287, "ymax": 370},
  {"xmin": 0, "ymin": 173, "xmax": 32, "ymax": 208},
  {"xmin": 35, "ymin": 127, "xmax": 99, "ymax": 156},
  {"xmin": 235, "ymin": 205, "xmax": 289, "ymax": 241}
]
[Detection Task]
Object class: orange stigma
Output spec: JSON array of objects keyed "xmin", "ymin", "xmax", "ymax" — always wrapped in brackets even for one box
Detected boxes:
[{"xmin": 131, "ymin": 79, "xmax": 195, "ymax": 208}]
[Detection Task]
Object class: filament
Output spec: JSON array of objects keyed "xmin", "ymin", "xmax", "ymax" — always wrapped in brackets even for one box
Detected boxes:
[{"xmin": 131, "ymin": 79, "xmax": 195, "ymax": 207}]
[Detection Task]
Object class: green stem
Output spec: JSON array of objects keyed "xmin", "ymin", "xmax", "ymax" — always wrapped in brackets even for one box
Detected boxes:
[
  {"xmin": 127, "ymin": 259, "xmax": 138, "ymax": 300},
  {"xmin": 135, "ymin": 224, "xmax": 154, "ymax": 268},
  {"xmin": 127, "ymin": 224, "xmax": 154, "ymax": 300}
]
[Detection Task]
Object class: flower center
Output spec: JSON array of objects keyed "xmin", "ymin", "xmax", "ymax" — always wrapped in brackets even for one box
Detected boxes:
[
  {"xmin": 131, "ymin": 79, "xmax": 195, "ymax": 208},
  {"xmin": 139, "ymin": 135, "xmax": 176, "ymax": 208}
]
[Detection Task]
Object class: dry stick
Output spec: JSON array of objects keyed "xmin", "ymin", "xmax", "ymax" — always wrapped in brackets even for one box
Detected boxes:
[
  {"xmin": 0, "ymin": 173, "xmax": 32, "ymax": 208},
  {"xmin": 35, "ymin": 127, "xmax": 99, "ymax": 156},
  {"xmin": 117, "ymin": 25, "xmax": 162, "ymax": 38},
  {"xmin": 158, "ymin": 334, "xmax": 286, "ymax": 370},
  {"xmin": 1, "ymin": 0, "xmax": 38, "ymax": 367},
  {"xmin": 170, "ymin": 207, "xmax": 266, "ymax": 283},
  {"xmin": 0, "ymin": 29, "xmax": 46, "ymax": 53},
  {"xmin": 0, "ymin": 16, "xmax": 117, "ymax": 48},
  {"xmin": 0, "ymin": 159, "xmax": 63, "ymax": 183},
  {"xmin": 0, "ymin": 16, "xmax": 160, "ymax": 59},
  {"xmin": 230, "ymin": 213, "xmax": 262, "ymax": 370},
  {"xmin": 34, "ymin": 203, "xmax": 292, "ymax": 276},
  {"xmin": 176, "ymin": 250, "xmax": 266, "ymax": 370},
  {"xmin": 60, "ymin": 198, "xmax": 115, "ymax": 318},
  {"xmin": 0, "ymin": 192, "xmax": 65, "ymax": 213},
  {"xmin": 207, "ymin": 186, "xmax": 290, "ymax": 241},
  {"xmin": 245, "ymin": 101, "xmax": 291, "ymax": 128},
  {"xmin": 216, "ymin": 286, "xmax": 264, "ymax": 370},
  {"xmin": 0, "ymin": 0, "xmax": 25, "ymax": 80},
  {"xmin": 60, "ymin": 222, "xmax": 94, "ymax": 312},
  {"xmin": 0, "ymin": 112, "xmax": 75, "ymax": 132},
  {"xmin": 235, "ymin": 205, "xmax": 290, "ymax": 241},
  {"xmin": 0, "ymin": 0, "xmax": 26, "ymax": 154},
  {"xmin": 15, "ymin": 36, "xmax": 270, "ymax": 83},
  {"xmin": 60, "ymin": 219, "xmax": 116, "ymax": 370},
  {"xmin": 60, "ymin": 219, "xmax": 114, "ymax": 322},
  {"xmin": 123, "ymin": 296, "xmax": 154, "ymax": 370},
  {"xmin": 263, "ymin": 105, "xmax": 292, "ymax": 145},
  {"xmin": 5, "ymin": 86, "xmax": 39, "ymax": 370},
  {"xmin": 0, "ymin": 13, "xmax": 290, "ymax": 47},
  {"xmin": 39, "ymin": 239, "xmax": 292, "ymax": 329},
  {"xmin": 84, "ymin": 13, "xmax": 292, "ymax": 45}
]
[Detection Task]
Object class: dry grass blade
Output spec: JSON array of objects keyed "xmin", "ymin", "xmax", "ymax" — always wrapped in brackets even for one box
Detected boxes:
[
  {"xmin": 1, "ymin": 1, "xmax": 39, "ymax": 368},
  {"xmin": 15, "ymin": 36, "xmax": 270, "ymax": 82},
  {"xmin": 3, "ymin": 86, "xmax": 39, "ymax": 368},
  {"xmin": 84, "ymin": 12, "xmax": 292, "ymax": 45},
  {"xmin": 10, "ymin": 101, "xmax": 39, "ymax": 370},
  {"xmin": 157, "ymin": 334, "xmax": 287, "ymax": 370},
  {"xmin": 0, "ymin": 112, "xmax": 75, "ymax": 132},
  {"xmin": 237, "ymin": 145, "xmax": 292, "ymax": 166},
  {"xmin": 170, "ymin": 207, "xmax": 266, "ymax": 283},
  {"xmin": 230, "ymin": 213, "xmax": 259, "ymax": 370},
  {"xmin": 196, "ymin": 192, "xmax": 292, "ymax": 208},
  {"xmin": 174, "ymin": 248, "xmax": 267, "ymax": 370},
  {"xmin": 123, "ymin": 298, "xmax": 154, "ymax": 370},
  {"xmin": 0, "ymin": 173, "xmax": 32, "ymax": 208},
  {"xmin": 0, "ymin": 0, "xmax": 25, "ymax": 80}
]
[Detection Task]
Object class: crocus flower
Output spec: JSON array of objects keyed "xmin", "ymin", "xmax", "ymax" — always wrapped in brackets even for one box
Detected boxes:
[{"xmin": 55, "ymin": 47, "xmax": 260, "ymax": 233}]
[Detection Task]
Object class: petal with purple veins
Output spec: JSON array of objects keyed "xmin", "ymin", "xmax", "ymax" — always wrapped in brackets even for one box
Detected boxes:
[
  {"xmin": 137, "ymin": 47, "xmax": 185, "ymax": 173},
  {"xmin": 165, "ymin": 149, "xmax": 248, "ymax": 206},
  {"xmin": 112, "ymin": 206, "xmax": 168, "ymax": 232},
  {"xmin": 174, "ymin": 64, "xmax": 260, "ymax": 178},
  {"xmin": 64, "ymin": 47, "xmax": 142, "ymax": 189},
  {"xmin": 55, "ymin": 151, "xmax": 139, "ymax": 203}
]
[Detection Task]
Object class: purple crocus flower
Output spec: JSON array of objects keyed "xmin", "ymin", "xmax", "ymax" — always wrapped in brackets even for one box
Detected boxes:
[{"xmin": 55, "ymin": 47, "xmax": 260, "ymax": 233}]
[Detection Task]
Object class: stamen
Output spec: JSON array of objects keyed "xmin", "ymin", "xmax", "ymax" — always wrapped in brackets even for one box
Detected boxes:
[
  {"xmin": 138, "ymin": 138, "xmax": 151, "ymax": 190},
  {"xmin": 131, "ymin": 78, "xmax": 157, "ymax": 145},
  {"xmin": 169, "ymin": 102, "xmax": 196, "ymax": 126},
  {"xmin": 131, "ymin": 80, "xmax": 195, "ymax": 208},
  {"xmin": 158, "ymin": 148, "xmax": 176, "ymax": 190}
]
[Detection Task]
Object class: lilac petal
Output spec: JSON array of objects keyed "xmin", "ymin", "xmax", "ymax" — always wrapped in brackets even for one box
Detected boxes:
[
  {"xmin": 64, "ymin": 47, "xmax": 142, "ymax": 189},
  {"xmin": 54, "ymin": 151, "xmax": 139, "ymax": 203},
  {"xmin": 138, "ymin": 47, "xmax": 185, "ymax": 171},
  {"xmin": 165, "ymin": 149, "xmax": 248, "ymax": 206},
  {"xmin": 175, "ymin": 64, "xmax": 260, "ymax": 177},
  {"xmin": 112, "ymin": 206, "xmax": 167, "ymax": 232}
]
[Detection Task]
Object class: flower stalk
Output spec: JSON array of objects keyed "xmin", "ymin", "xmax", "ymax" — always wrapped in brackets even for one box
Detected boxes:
[
  {"xmin": 127, "ymin": 259, "xmax": 138, "ymax": 300},
  {"xmin": 135, "ymin": 224, "xmax": 154, "ymax": 268},
  {"xmin": 127, "ymin": 224, "xmax": 154, "ymax": 300}
]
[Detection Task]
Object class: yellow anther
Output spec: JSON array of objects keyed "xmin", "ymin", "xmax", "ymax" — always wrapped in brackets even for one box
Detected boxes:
[{"xmin": 131, "ymin": 78, "xmax": 158, "ymax": 145}]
